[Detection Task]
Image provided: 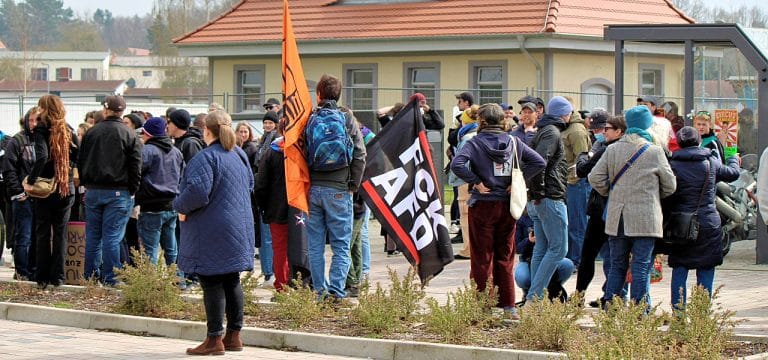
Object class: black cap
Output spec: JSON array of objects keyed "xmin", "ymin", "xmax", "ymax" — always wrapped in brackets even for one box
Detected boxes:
[
  {"xmin": 517, "ymin": 95, "xmax": 545, "ymax": 108},
  {"xmin": 103, "ymin": 95, "xmax": 126, "ymax": 112},
  {"xmin": 169, "ymin": 109, "xmax": 191, "ymax": 130},
  {"xmin": 455, "ymin": 92, "xmax": 474, "ymax": 105},
  {"xmin": 588, "ymin": 110, "xmax": 610, "ymax": 129},
  {"xmin": 263, "ymin": 98, "xmax": 280, "ymax": 110},
  {"xmin": 637, "ymin": 95, "xmax": 660, "ymax": 106}
]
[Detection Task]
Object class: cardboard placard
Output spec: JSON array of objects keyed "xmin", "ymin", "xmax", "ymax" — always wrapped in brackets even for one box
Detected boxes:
[
  {"xmin": 714, "ymin": 109, "xmax": 739, "ymax": 158},
  {"xmin": 64, "ymin": 222, "xmax": 86, "ymax": 285}
]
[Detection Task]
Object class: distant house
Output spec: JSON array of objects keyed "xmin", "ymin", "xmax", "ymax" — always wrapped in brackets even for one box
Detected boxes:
[
  {"xmin": 0, "ymin": 79, "xmax": 126, "ymax": 99},
  {"xmin": 173, "ymin": 0, "xmax": 694, "ymax": 115},
  {"xmin": 0, "ymin": 51, "xmax": 110, "ymax": 83},
  {"xmin": 109, "ymin": 55, "xmax": 208, "ymax": 89}
]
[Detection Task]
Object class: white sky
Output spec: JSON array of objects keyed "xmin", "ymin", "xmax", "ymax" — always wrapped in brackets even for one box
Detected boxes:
[{"xmin": 61, "ymin": 0, "xmax": 766, "ymax": 19}]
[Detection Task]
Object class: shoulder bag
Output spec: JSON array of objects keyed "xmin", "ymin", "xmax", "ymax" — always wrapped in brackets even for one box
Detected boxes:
[
  {"xmin": 663, "ymin": 160, "xmax": 710, "ymax": 245},
  {"xmin": 508, "ymin": 136, "xmax": 527, "ymax": 220},
  {"xmin": 23, "ymin": 175, "xmax": 57, "ymax": 199},
  {"xmin": 602, "ymin": 143, "xmax": 651, "ymax": 221}
]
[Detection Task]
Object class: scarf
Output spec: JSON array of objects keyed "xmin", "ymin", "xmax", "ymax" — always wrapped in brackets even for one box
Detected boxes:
[{"xmin": 626, "ymin": 128, "xmax": 654, "ymax": 143}]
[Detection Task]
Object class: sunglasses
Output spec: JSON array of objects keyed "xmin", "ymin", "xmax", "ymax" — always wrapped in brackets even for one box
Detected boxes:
[
  {"xmin": 264, "ymin": 105, "xmax": 275, "ymax": 110},
  {"xmin": 604, "ymin": 126, "xmax": 615, "ymax": 130}
]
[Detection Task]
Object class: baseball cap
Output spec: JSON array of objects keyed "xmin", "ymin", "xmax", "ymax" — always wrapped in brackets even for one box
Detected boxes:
[
  {"xmin": 637, "ymin": 95, "xmax": 660, "ymax": 106},
  {"xmin": 103, "ymin": 95, "xmax": 126, "ymax": 112},
  {"xmin": 455, "ymin": 92, "xmax": 474, "ymax": 105}
]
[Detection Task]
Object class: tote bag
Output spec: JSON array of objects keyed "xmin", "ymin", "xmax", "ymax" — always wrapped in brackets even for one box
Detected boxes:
[{"xmin": 508, "ymin": 136, "xmax": 527, "ymax": 219}]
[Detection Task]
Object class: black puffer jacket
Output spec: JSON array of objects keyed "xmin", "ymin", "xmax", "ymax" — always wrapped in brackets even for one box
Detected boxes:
[
  {"xmin": 174, "ymin": 128, "xmax": 205, "ymax": 164},
  {"xmin": 576, "ymin": 138, "xmax": 619, "ymax": 217},
  {"xmin": 666, "ymin": 147, "xmax": 740, "ymax": 269},
  {"xmin": 528, "ymin": 114, "xmax": 568, "ymax": 201}
]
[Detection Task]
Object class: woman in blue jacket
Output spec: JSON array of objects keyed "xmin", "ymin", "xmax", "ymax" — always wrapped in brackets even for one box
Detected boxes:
[
  {"xmin": 665, "ymin": 126, "xmax": 740, "ymax": 311},
  {"xmin": 451, "ymin": 103, "xmax": 546, "ymax": 319},
  {"xmin": 174, "ymin": 110, "xmax": 255, "ymax": 355}
]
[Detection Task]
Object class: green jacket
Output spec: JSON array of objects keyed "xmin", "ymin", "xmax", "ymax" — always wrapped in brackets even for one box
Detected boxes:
[{"xmin": 561, "ymin": 115, "xmax": 592, "ymax": 184}]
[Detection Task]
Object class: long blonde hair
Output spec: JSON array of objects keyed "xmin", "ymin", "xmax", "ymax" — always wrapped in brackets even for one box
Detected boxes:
[
  {"xmin": 37, "ymin": 95, "xmax": 71, "ymax": 197},
  {"xmin": 206, "ymin": 110, "xmax": 236, "ymax": 151}
]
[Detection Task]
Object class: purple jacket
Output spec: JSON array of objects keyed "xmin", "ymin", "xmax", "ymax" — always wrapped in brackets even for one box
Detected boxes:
[{"xmin": 451, "ymin": 128, "xmax": 546, "ymax": 202}]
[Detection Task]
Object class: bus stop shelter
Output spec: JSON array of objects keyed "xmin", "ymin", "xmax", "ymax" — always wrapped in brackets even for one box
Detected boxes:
[{"xmin": 604, "ymin": 24, "xmax": 768, "ymax": 263}]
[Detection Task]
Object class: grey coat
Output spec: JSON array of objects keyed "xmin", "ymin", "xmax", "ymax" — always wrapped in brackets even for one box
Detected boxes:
[{"xmin": 588, "ymin": 134, "xmax": 676, "ymax": 238}]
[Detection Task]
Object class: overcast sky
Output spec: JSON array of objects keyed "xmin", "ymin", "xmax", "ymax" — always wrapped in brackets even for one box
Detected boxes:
[{"xmin": 61, "ymin": 0, "xmax": 765, "ymax": 18}]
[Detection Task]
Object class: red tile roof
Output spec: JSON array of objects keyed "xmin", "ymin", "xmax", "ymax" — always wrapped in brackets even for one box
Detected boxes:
[
  {"xmin": 174, "ymin": 0, "xmax": 694, "ymax": 45},
  {"xmin": 0, "ymin": 80, "xmax": 125, "ymax": 92}
]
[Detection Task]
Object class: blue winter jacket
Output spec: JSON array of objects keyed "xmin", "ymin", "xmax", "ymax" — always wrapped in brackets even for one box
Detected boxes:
[
  {"xmin": 173, "ymin": 141, "xmax": 255, "ymax": 276},
  {"xmin": 451, "ymin": 128, "xmax": 546, "ymax": 203},
  {"xmin": 665, "ymin": 146, "xmax": 740, "ymax": 269},
  {"xmin": 135, "ymin": 137, "xmax": 184, "ymax": 212}
]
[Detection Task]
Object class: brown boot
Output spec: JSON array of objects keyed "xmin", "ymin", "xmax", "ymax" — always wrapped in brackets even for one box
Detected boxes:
[
  {"xmin": 222, "ymin": 330, "xmax": 243, "ymax": 351},
  {"xmin": 186, "ymin": 335, "xmax": 225, "ymax": 355}
]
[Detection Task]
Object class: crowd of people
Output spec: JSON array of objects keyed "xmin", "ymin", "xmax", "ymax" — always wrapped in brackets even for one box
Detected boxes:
[{"xmin": 0, "ymin": 75, "xmax": 751, "ymax": 352}]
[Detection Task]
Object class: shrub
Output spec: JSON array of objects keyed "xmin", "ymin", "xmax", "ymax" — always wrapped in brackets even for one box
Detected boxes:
[
  {"xmin": 567, "ymin": 298, "xmax": 670, "ymax": 359},
  {"xmin": 424, "ymin": 281, "xmax": 496, "ymax": 342},
  {"xmin": 514, "ymin": 292, "xmax": 584, "ymax": 351},
  {"xmin": 115, "ymin": 249, "xmax": 184, "ymax": 317},
  {"xmin": 240, "ymin": 271, "xmax": 261, "ymax": 316},
  {"xmin": 352, "ymin": 267, "xmax": 425, "ymax": 335},
  {"xmin": 668, "ymin": 286, "xmax": 739, "ymax": 359},
  {"xmin": 271, "ymin": 278, "xmax": 324, "ymax": 328}
]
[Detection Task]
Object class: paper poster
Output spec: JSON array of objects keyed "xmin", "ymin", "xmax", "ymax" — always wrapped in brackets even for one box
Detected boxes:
[
  {"xmin": 714, "ymin": 109, "xmax": 739, "ymax": 158},
  {"xmin": 64, "ymin": 222, "xmax": 86, "ymax": 285}
]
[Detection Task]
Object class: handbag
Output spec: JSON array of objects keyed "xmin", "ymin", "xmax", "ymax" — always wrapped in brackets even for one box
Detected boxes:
[
  {"xmin": 23, "ymin": 175, "xmax": 58, "ymax": 199},
  {"xmin": 663, "ymin": 160, "xmax": 710, "ymax": 245},
  {"xmin": 508, "ymin": 136, "xmax": 527, "ymax": 220}
]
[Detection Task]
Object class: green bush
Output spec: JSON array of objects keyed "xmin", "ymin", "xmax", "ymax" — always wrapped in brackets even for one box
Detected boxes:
[
  {"xmin": 240, "ymin": 271, "xmax": 261, "ymax": 316},
  {"xmin": 272, "ymin": 278, "xmax": 324, "ymax": 328},
  {"xmin": 115, "ymin": 249, "xmax": 184, "ymax": 317},
  {"xmin": 514, "ymin": 292, "xmax": 584, "ymax": 351},
  {"xmin": 352, "ymin": 268, "xmax": 425, "ymax": 335},
  {"xmin": 424, "ymin": 281, "xmax": 496, "ymax": 342},
  {"xmin": 668, "ymin": 286, "xmax": 738, "ymax": 359}
]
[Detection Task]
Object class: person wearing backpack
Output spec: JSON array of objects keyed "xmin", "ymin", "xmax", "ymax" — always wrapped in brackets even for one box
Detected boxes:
[{"xmin": 305, "ymin": 74, "xmax": 366, "ymax": 300}]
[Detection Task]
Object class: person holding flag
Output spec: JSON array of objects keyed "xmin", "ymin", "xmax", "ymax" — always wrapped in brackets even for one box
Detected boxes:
[{"xmin": 451, "ymin": 103, "xmax": 545, "ymax": 318}]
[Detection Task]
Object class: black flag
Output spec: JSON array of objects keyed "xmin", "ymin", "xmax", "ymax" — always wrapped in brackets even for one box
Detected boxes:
[{"xmin": 360, "ymin": 99, "xmax": 453, "ymax": 284}]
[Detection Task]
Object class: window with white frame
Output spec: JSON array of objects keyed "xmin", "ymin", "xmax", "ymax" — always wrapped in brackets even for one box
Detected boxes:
[
  {"xmin": 31, "ymin": 68, "xmax": 47, "ymax": 81},
  {"xmin": 344, "ymin": 64, "xmax": 376, "ymax": 111},
  {"xmin": 234, "ymin": 65, "xmax": 265, "ymax": 112},
  {"xmin": 405, "ymin": 63, "xmax": 439, "ymax": 108},
  {"xmin": 81, "ymin": 68, "xmax": 97, "ymax": 81},
  {"xmin": 470, "ymin": 61, "xmax": 505, "ymax": 105},
  {"xmin": 639, "ymin": 64, "xmax": 664, "ymax": 96}
]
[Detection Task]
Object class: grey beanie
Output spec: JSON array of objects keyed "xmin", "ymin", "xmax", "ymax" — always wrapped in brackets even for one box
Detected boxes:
[{"xmin": 677, "ymin": 126, "xmax": 701, "ymax": 148}]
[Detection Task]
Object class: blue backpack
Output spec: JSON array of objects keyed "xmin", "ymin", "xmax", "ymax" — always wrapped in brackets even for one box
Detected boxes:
[{"xmin": 305, "ymin": 108, "xmax": 353, "ymax": 171}]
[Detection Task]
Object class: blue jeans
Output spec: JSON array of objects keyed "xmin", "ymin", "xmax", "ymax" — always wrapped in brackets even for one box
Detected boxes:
[
  {"xmin": 671, "ymin": 266, "xmax": 715, "ymax": 310},
  {"xmin": 566, "ymin": 179, "xmax": 590, "ymax": 266},
  {"xmin": 527, "ymin": 198, "xmax": 569, "ymax": 300},
  {"xmin": 307, "ymin": 186, "xmax": 352, "ymax": 298},
  {"xmin": 12, "ymin": 199, "xmax": 35, "ymax": 278},
  {"xmin": 515, "ymin": 258, "xmax": 574, "ymax": 292},
  {"xmin": 84, "ymin": 189, "xmax": 132, "ymax": 285},
  {"xmin": 259, "ymin": 214, "xmax": 274, "ymax": 277},
  {"xmin": 138, "ymin": 210, "xmax": 178, "ymax": 266},
  {"xmin": 605, "ymin": 220, "xmax": 655, "ymax": 305},
  {"xmin": 361, "ymin": 207, "xmax": 371, "ymax": 275}
]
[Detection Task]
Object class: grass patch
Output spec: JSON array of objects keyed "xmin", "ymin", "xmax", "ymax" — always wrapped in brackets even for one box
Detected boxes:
[
  {"xmin": 352, "ymin": 267, "xmax": 425, "ymax": 334},
  {"xmin": 514, "ymin": 292, "xmax": 584, "ymax": 351},
  {"xmin": 272, "ymin": 277, "xmax": 325, "ymax": 329},
  {"xmin": 424, "ymin": 281, "xmax": 496, "ymax": 343}
]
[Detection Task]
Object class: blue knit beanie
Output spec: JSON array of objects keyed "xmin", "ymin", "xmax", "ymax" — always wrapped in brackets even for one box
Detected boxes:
[
  {"xmin": 625, "ymin": 105, "xmax": 653, "ymax": 130},
  {"xmin": 547, "ymin": 96, "xmax": 573, "ymax": 117}
]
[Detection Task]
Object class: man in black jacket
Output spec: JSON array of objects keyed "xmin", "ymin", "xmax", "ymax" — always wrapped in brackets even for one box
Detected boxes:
[
  {"xmin": 3, "ymin": 108, "xmax": 39, "ymax": 280},
  {"xmin": 79, "ymin": 95, "xmax": 142, "ymax": 287},
  {"xmin": 167, "ymin": 109, "xmax": 205, "ymax": 164},
  {"xmin": 525, "ymin": 96, "xmax": 571, "ymax": 302}
]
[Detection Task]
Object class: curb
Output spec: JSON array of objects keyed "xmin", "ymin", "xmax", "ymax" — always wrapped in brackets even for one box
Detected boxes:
[{"xmin": 0, "ymin": 302, "xmax": 563, "ymax": 360}]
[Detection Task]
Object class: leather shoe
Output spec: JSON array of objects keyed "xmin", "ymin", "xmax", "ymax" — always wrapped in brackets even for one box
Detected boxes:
[{"xmin": 454, "ymin": 254, "xmax": 470, "ymax": 260}]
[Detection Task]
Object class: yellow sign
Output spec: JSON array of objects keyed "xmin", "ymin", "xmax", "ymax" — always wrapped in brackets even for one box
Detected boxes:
[{"xmin": 64, "ymin": 222, "xmax": 86, "ymax": 285}]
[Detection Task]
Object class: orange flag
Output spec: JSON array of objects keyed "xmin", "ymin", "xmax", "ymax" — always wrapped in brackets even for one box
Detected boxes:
[{"xmin": 282, "ymin": 0, "xmax": 312, "ymax": 213}]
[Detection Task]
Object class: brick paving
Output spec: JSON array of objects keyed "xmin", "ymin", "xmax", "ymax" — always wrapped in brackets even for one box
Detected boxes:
[{"xmin": 0, "ymin": 319, "xmax": 364, "ymax": 359}]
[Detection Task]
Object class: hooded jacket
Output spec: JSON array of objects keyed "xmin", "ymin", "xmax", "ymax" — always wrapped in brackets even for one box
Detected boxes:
[
  {"xmin": 666, "ymin": 146, "xmax": 740, "ymax": 269},
  {"xmin": 175, "ymin": 127, "xmax": 205, "ymax": 164},
  {"xmin": 135, "ymin": 136, "xmax": 184, "ymax": 212},
  {"xmin": 451, "ymin": 127, "xmax": 546, "ymax": 203},
  {"xmin": 700, "ymin": 130, "xmax": 725, "ymax": 164},
  {"xmin": 560, "ymin": 116, "xmax": 592, "ymax": 184},
  {"xmin": 3, "ymin": 117, "xmax": 36, "ymax": 197},
  {"xmin": 27, "ymin": 122, "xmax": 79, "ymax": 197},
  {"xmin": 79, "ymin": 116, "xmax": 141, "ymax": 194},
  {"xmin": 528, "ymin": 114, "xmax": 568, "ymax": 201}
]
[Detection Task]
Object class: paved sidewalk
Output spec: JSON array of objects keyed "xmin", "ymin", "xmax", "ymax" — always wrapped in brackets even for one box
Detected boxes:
[{"xmin": 0, "ymin": 319, "xmax": 363, "ymax": 359}]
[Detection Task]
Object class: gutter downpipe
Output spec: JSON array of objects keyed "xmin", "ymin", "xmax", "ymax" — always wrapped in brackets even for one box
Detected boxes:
[{"xmin": 518, "ymin": 35, "xmax": 543, "ymax": 94}]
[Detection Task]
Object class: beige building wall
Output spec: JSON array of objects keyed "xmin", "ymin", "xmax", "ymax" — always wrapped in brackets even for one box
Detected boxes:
[{"xmin": 212, "ymin": 52, "xmax": 543, "ymax": 115}]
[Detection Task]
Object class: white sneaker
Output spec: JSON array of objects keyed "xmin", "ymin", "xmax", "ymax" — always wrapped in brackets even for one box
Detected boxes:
[
  {"xmin": 449, "ymin": 224, "xmax": 461, "ymax": 234},
  {"xmin": 261, "ymin": 277, "xmax": 275, "ymax": 289}
]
